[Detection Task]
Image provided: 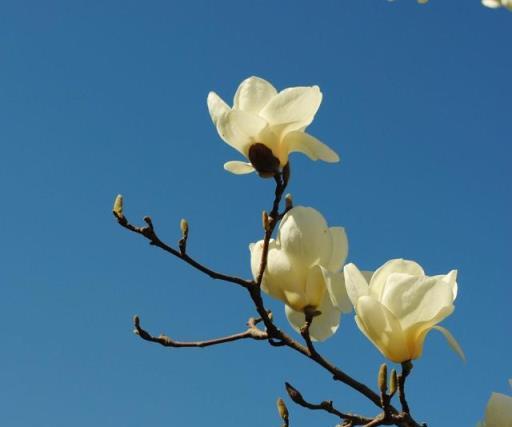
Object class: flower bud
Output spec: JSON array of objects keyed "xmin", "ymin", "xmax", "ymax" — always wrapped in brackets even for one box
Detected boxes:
[
  {"xmin": 285, "ymin": 382, "xmax": 304, "ymax": 405},
  {"xmin": 389, "ymin": 369, "xmax": 398, "ymax": 396},
  {"xmin": 285, "ymin": 193, "xmax": 293, "ymax": 211},
  {"xmin": 378, "ymin": 363, "xmax": 388, "ymax": 394},
  {"xmin": 276, "ymin": 398, "xmax": 289, "ymax": 424},
  {"xmin": 180, "ymin": 218, "xmax": 189, "ymax": 238},
  {"xmin": 262, "ymin": 211, "xmax": 270, "ymax": 232},
  {"xmin": 113, "ymin": 194, "xmax": 123, "ymax": 217}
]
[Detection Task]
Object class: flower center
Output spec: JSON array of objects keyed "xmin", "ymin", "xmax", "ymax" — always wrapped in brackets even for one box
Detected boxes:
[{"xmin": 248, "ymin": 143, "xmax": 280, "ymax": 178}]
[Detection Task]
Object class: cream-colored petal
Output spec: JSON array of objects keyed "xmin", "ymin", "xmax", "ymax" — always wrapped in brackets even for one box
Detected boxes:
[
  {"xmin": 370, "ymin": 259, "xmax": 425, "ymax": 300},
  {"xmin": 484, "ymin": 391, "xmax": 512, "ymax": 427},
  {"xmin": 324, "ymin": 227, "xmax": 348, "ymax": 271},
  {"xmin": 322, "ymin": 268, "xmax": 352, "ymax": 313},
  {"xmin": 355, "ymin": 296, "xmax": 410, "ymax": 363},
  {"xmin": 277, "ymin": 206, "xmax": 331, "ymax": 267},
  {"xmin": 283, "ymin": 131, "xmax": 339, "ymax": 163},
  {"xmin": 216, "ymin": 109, "xmax": 268, "ymax": 155},
  {"xmin": 303, "ymin": 265, "xmax": 327, "ymax": 309},
  {"xmin": 259, "ymin": 86, "xmax": 322, "ymax": 132},
  {"xmin": 343, "ymin": 263, "xmax": 370, "ymax": 307},
  {"xmin": 207, "ymin": 91, "xmax": 230, "ymax": 126},
  {"xmin": 223, "ymin": 161, "xmax": 255, "ymax": 175},
  {"xmin": 285, "ymin": 294, "xmax": 341, "ymax": 342},
  {"xmin": 380, "ymin": 273, "xmax": 454, "ymax": 330},
  {"xmin": 250, "ymin": 240, "xmax": 308, "ymax": 309},
  {"xmin": 482, "ymin": 0, "xmax": 502, "ymax": 8},
  {"xmin": 432, "ymin": 326, "xmax": 466, "ymax": 362},
  {"xmin": 402, "ymin": 305, "xmax": 454, "ymax": 359},
  {"xmin": 233, "ymin": 76, "xmax": 277, "ymax": 114}
]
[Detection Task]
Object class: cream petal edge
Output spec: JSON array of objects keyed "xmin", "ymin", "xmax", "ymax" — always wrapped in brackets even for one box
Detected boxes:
[{"xmin": 432, "ymin": 325, "xmax": 466, "ymax": 362}]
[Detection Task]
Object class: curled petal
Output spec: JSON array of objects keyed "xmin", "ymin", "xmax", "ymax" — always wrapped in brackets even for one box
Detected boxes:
[
  {"xmin": 432, "ymin": 326, "xmax": 465, "ymax": 362},
  {"xmin": 224, "ymin": 161, "xmax": 255, "ymax": 175},
  {"xmin": 233, "ymin": 76, "xmax": 277, "ymax": 114},
  {"xmin": 284, "ymin": 131, "xmax": 340, "ymax": 163},
  {"xmin": 325, "ymin": 227, "xmax": 348, "ymax": 271}
]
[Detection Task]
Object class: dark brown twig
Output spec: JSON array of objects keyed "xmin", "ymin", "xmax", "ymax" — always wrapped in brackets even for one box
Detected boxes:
[
  {"xmin": 113, "ymin": 211, "xmax": 252, "ymax": 289},
  {"xmin": 133, "ymin": 315, "xmax": 268, "ymax": 348},
  {"xmin": 398, "ymin": 361, "xmax": 413, "ymax": 414},
  {"xmin": 285, "ymin": 382, "xmax": 373, "ymax": 426}
]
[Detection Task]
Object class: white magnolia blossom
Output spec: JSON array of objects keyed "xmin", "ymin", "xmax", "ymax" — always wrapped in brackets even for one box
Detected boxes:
[
  {"xmin": 482, "ymin": 0, "xmax": 512, "ymax": 11},
  {"xmin": 249, "ymin": 206, "xmax": 351, "ymax": 341},
  {"xmin": 207, "ymin": 76, "xmax": 339, "ymax": 177},
  {"xmin": 478, "ymin": 381, "xmax": 512, "ymax": 427},
  {"xmin": 344, "ymin": 259, "xmax": 464, "ymax": 363}
]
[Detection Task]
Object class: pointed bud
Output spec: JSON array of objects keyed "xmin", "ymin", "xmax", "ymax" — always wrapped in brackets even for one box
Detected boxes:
[
  {"xmin": 262, "ymin": 211, "xmax": 270, "ymax": 232},
  {"xmin": 389, "ymin": 369, "xmax": 398, "ymax": 396},
  {"xmin": 180, "ymin": 218, "xmax": 189, "ymax": 238},
  {"xmin": 378, "ymin": 363, "xmax": 388, "ymax": 394},
  {"xmin": 113, "ymin": 194, "xmax": 124, "ymax": 217},
  {"xmin": 285, "ymin": 193, "xmax": 293, "ymax": 211},
  {"xmin": 285, "ymin": 382, "xmax": 304, "ymax": 405},
  {"xmin": 276, "ymin": 398, "xmax": 289, "ymax": 424}
]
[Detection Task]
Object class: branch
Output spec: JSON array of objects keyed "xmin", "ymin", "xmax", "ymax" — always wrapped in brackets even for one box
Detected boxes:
[
  {"xmin": 398, "ymin": 361, "xmax": 413, "ymax": 414},
  {"xmin": 285, "ymin": 382, "xmax": 373, "ymax": 426},
  {"xmin": 133, "ymin": 315, "xmax": 268, "ymax": 348},
  {"xmin": 113, "ymin": 210, "xmax": 252, "ymax": 289}
]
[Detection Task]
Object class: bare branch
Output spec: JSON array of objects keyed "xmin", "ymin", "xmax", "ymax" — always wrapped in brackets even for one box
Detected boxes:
[
  {"xmin": 113, "ymin": 211, "xmax": 253, "ymax": 289},
  {"xmin": 133, "ymin": 315, "xmax": 268, "ymax": 348},
  {"xmin": 398, "ymin": 361, "xmax": 413, "ymax": 414},
  {"xmin": 285, "ymin": 382, "xmax": 373, "ymax": 426}
]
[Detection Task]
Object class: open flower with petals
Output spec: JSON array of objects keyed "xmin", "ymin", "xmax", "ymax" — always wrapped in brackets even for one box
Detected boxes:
[
  {"xmin": 482, "ymin": 0, "xmax": 512, "ymax": 11},
  {"xmin": 249, "ymin": 206, "xmax": 351, "ymax": 341},
  {"xmin": 344, "ymin": 259, "xmax": 464, "ymax": 363},
  {"xmin": 207, "ymin": 76, "xmax": 339, "ymax": 177},
  {"xmin": 478, "ymin": 380, "xmax": 512, "ymax": 427}
]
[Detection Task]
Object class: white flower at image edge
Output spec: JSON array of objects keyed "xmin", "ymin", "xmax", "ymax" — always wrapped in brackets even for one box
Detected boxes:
[
  {"xmin": 478, "ymin": 380, "xmax": 512, "ymax": 427},
  {"xmin": 344, "ymin": 259, "xmax": 464, "ymax": 363},
  {"xmin": 249, "ymin": 206, "xmax": 352, "ymax": 341},
  {"xmin": 207, "ymin": 76, "xmax": 339, "ymax": 177},
  {"xmin": 482, "ymin": 0, "xmax": 512, "ymax": 11}
]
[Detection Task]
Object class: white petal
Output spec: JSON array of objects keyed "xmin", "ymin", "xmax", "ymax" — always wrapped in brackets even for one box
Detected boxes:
[
  {"xmin": 432, "ymin": 326, "xmax": 466, "ymax": 362},
  {"xmin": 380, "ymin": 273, "xmax": 454, "ymax": 330},
  {"xmin": 233, "ymin": 76, "xmax": 277, "ymax": 114},
  {"xmin": 207, "ymin": 91, "xmax": 230, "ymax": 126},
  {"xmin": 216, "ymin": 109, "xmax": 268, "ymax": 155},
  {"xmin": 224, "ymin": 161, "xmax": 255, "ymax": 174},
  {"xmin": 370, "ymin": 259, "xmax": 425, "ymax": 300},
  {"xmin": 484, "ymin": 392, "xmax": 512, "ymax": 427},
  {"xmin": 283, "ymin": 131, "xmax": 339, "ymax": 163},
  {"xmin": 355, "ymin": 296, "xmax": 410, "ymax": 362},
  {"xmin": 482, "ymin": 0, "xmax": 501, "ymax": 8},
  {"xmin": 343, "ymin": 263, "xmax": 370, "ymax": 307},
  {"xmin": 322, "ymin": 268, "xmax": 352, "ymax": 313},
  {"xmin": 259, "ymin": 86, "xmax": 322, "ymax": 133},
  {"xmin": 285, "ymin": 294, "xmax": 341, "ymax": 342},
  {"xmin": 303, "ymin": 265, "xmax": 327, "ymax": 309},
  {"xmin": 325, "ymin": 227, "xmax": 348, "ymax": 271},
  {"xmin": 277, "ymin": 206, "xmax": 331, "ymax": 267}
]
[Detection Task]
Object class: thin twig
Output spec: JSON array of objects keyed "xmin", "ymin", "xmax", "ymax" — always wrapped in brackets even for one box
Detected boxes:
[
  {"xmin": 133, "ymin": 315, "xmax": 268, "ymax": 348},
  {"xmin": 113, "ymin": 212, "xmax": 252, "ymax": 289},
  {"xmin": 398, "ymin": 361, "xmax": 413, "ymax": 414},
  {"xmin": 285, "ymin": 382, "xmax": 373, "ymax": 426}
]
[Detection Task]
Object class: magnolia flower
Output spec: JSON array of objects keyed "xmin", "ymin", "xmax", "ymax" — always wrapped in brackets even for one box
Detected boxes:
[
  {"xmin": 249, "ymin": 206, "xmax": 352, "ymax": 341},
  {"xmin": 482, "ymin": 0, "xmax": 512, "ymax": 11},
  {"xmin": 344, "ymin": 259, "xmax": 464, "ymax": 363},
  {"xmin": 478, "ymin": 381, "xmax": 512, "ymax": 427},
  {"xmin": 207, "ymin": 76, "xmax": 339, "ymax": 177}
]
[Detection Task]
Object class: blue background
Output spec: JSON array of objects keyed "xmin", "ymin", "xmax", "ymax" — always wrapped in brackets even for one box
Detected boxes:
[{"xmin": 0, "ymin": 1, "xmax": 510, "ymax": 426}]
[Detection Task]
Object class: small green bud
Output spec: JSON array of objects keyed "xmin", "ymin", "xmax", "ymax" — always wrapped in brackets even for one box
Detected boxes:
[
  {"xmin": 378, "ymin": 363, "xmax": 388, "ymax": 394},
  {"xmin": 113, "ymin": 194, "xmax": 123, "ymax": 217},
  {"xmin": 389, "ymin": 369, "xmax": 398, "ymax": 396},
  {"xmin": 276, "ymin": 398, "xmax": 289, "ymax": 423},
  {"xmin": 180, "ymin": 218, "xmax": 189, "ymax": 238}
]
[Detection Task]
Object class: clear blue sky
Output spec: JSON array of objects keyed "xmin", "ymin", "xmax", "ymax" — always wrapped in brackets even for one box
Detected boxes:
[{"xmin": 0, "ymin": 1, "xmax": 510, "ymax": 426}]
